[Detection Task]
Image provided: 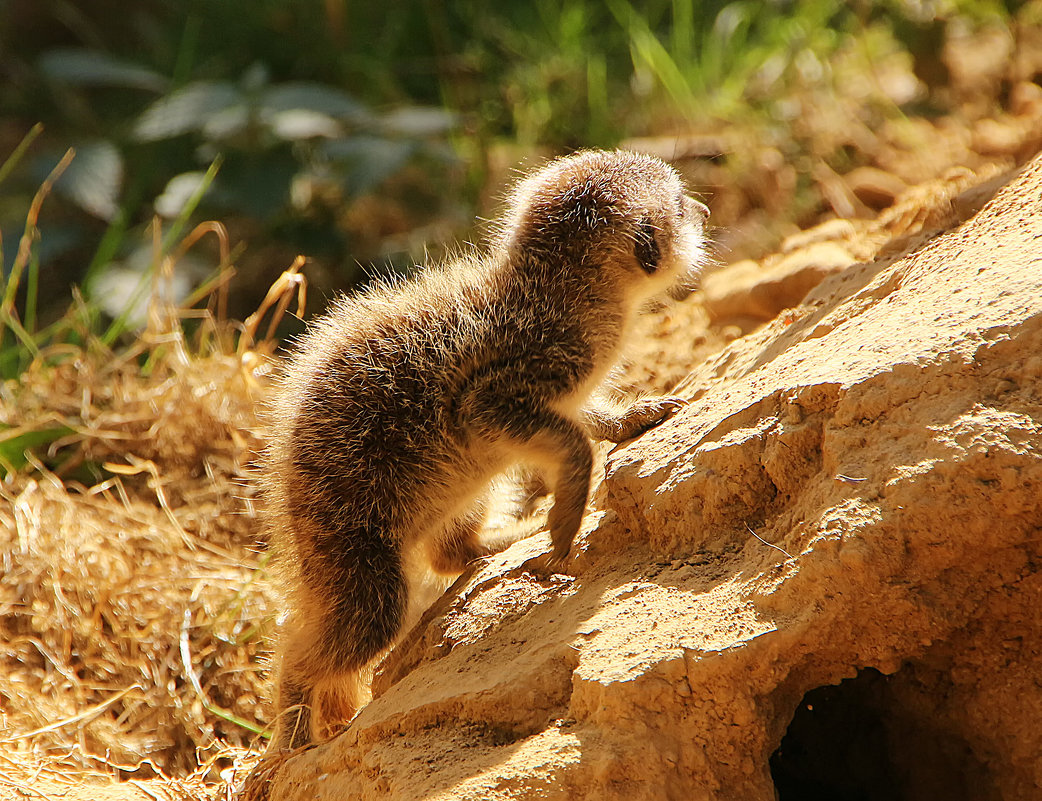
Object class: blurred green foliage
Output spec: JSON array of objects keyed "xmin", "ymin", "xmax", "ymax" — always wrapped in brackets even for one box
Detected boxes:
[
  {"xmin": 0, "ymin": 0, "xmax": 1026, "ymax": 472},
  {"xmin": 0, "ymin": 0, "xmax": 1020, "ymax": 329}
]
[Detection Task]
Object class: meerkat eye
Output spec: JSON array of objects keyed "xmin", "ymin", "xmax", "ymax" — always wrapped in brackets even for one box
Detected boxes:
[{"xmin": 634, "ymin": 219, "xmax": 660, "ymax": 274}]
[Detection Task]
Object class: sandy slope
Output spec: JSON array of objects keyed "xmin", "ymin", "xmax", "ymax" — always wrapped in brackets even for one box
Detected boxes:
[{"xmin": 254, "ymin": 153, "xmax": 1042, "ymax": 800}]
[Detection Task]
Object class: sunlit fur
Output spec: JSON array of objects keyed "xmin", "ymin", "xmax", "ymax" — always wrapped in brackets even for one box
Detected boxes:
[{"xmin": 263, "ymin": 149, "xmax": 709, "ymax": 749}]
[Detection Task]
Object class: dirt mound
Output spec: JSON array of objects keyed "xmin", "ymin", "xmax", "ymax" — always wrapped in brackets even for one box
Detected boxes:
[{"xmin": 256, "ymin": 153, "xmax": 1042, "ymax": 799}]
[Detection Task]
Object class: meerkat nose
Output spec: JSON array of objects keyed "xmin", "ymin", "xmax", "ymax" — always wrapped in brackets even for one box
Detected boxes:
[{"xmin": 685, "ymin": 196, "xmax": 710, "ymax": 221}]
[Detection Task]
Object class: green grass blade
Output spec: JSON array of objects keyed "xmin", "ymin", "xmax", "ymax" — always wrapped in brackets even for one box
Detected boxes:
[
  {"xmin": 160, "ymin": 155, "xmax": 222, "ymax": 255},
  {"xmin": 0, "ymin": 123, "xmax": 44, "ymax": 186},
  {"xmin": 4, "ymin": 149, "xmax": 75, "ymax": 312},
  {"xmin": 25, "ymin": 245, "xmax": 39, "ymax": 335},
  {"xmin": 100, "ymin": 156, "xmax": 222, "ymax": 346},
  {"xmin": 608, "ymin": 0, "xmax": 698, "ymax": 108},
  {"xmin": 84, "ymin": 207, "xmax": 131, "ymax": 286},
  {"xmin": 0, "ymin": 424, "xmax": 75, "ymax": 477}
]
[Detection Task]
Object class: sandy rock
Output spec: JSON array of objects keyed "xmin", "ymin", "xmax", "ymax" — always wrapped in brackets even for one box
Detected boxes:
[
  {"xmin": 943, "ymin": 25, "xmax": 1013, "ymax": 114},
  {"xmin": 694, "ymin": 159, "xmax": 1013, "ymax": 331},
  {"xmin": 844, "ymin": 166, "xmax": 908, "ymax": 209},
  {"xmin": 973, "ymin": 117, "xmax": 1033, "ymax": 157},
  {"xmin": 779, "ymin": 218, "xmax": 857, "ymax": 253},
  {"xmin": 260, "ymin": 153, "xmax": 1042, "ymax": 800},
  {"xmin": 1009, "ymin": 80, "xmax": 1042, "ymax": 118},
  {"xmin": 702, "ymin": 242, "xmax": 856, "ymax": 324}
]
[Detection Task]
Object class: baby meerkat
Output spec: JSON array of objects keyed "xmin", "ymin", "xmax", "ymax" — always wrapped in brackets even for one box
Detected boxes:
[{"xmin": 263, "ymin": 149, "xmax": 709, "ymax": 749}]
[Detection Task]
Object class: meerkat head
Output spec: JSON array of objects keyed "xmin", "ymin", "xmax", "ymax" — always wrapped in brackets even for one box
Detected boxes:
[{"xmin": 498, "ymin": 149, "xmax": 709, "ymax": 303}]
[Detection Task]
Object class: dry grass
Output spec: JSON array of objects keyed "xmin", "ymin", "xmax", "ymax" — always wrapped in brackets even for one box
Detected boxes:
[{"xmin": 0, "ymin": 240, "xmax": 308, "ymax": 795}]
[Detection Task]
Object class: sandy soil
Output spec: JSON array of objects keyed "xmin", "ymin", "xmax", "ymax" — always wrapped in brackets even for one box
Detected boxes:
[{"xmin": 242, "ymin": 154, "xmax": 1042, "ymax": 799}]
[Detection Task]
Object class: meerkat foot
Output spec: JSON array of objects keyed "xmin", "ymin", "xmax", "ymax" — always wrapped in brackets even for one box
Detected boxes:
[
  {"xmin": 621, "ymin": 395, "xmax": 687, "ymax": 437},
  {"xmin": 429, "ymin": 537, "xmax": 494, "ymax": 574},
  {"xmin": 311, "ymin": 673, "xmax": 366, "ymax": 742},
  {"xmin": 522, "ymin": 542, "xmax": 574, "ymax": 577},
  {"xmin": 269, "ymin": 677, "xmax": 314, "ymax": 752},
  {"xmin": 271, "ymin": 662, "xmax": 368, "ymax": 750}
]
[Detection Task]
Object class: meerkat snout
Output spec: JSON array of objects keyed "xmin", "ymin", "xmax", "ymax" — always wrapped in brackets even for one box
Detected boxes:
[
  {"xmin": 261, "ymin": 149, "xmax": 709, "ymax": 750},
  {"xmin": 661, "ymin": 196, "xmax": 710, "ymax": 300}
]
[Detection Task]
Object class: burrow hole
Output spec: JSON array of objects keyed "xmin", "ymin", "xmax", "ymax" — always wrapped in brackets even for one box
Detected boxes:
[{"xmin": 770, "ymin": 667, "xmax": 994, "ymax": 801}]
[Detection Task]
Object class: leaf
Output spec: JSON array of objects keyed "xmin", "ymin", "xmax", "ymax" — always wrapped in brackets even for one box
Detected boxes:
[
  {"xmin": 134, "ymin": 81, "xmax": 242, "ymax": 141},
  {"xmin": 215, "ymin": 154, "xmax": 296, "ymax": 218},
  {"xmin": 38, "ymin": 48, "xmax": 168, "ymax": 92},
  {"xmin": 154, "ymin": 171, "xmax": 210, "ymax": 219},
  {"xmin": 54, "ymin": 140, "xmax": 123, "ymax": 221},
  {"xmin": 379, "ymin": 106, "xmax": 457, "ymax": 137},
  {"xmin": 90, "ymin": 256, "xmax": 197, "ymax": 329},
  {"xmin": 261, "ymin": 82, "xmax": 370, "ymax": 122},
  {"xmin": 0, "ymin": 425, "xmax": 76, "ymax": 477},
  {"xmin": 200, "ymin": 104, "xmax": 251, "ymax": 140},
  {"xmin": 320, "ymin": 136, "xmax": 415, "ymax": 195},
  {"xmin": 267, "ymin": 110, "xmax": 342, "ymax": 140}
]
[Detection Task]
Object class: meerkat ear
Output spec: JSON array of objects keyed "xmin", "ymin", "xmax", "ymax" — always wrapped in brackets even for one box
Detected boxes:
[{"xmin": 634, "ymin": 219, "xmax": 660, "ymax": 274}]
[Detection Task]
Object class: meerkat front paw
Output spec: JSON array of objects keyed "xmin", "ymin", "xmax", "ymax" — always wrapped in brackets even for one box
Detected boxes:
[
  {"xmin": 624, "ymin": 395, "xmax": 687, "ymax": 431},
  {"xmin": 586, "ymin": 395, "xmax": 686, "ymax": 443}
]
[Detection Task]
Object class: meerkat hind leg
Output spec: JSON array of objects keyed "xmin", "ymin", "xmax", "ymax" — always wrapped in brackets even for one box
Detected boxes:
[
  {"xmin": 310, "ymin": 670, "xmax": 368, "ymax": 741},
  {"xmin": 270, "ymin": 658, "xmax": 314, "ymax": 751},
  {"xmin": 427, "ymin": 499, "xmax": 493, "ymax": 575},
  {"xmin": 273, "ymin": 633, "xmax": 369, "ymax": 749}
]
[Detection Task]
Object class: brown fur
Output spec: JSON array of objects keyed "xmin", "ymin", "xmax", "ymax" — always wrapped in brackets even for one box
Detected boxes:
[{"xmin": 262, "ymin": 149, "xmax": 709, "ymax": 749}]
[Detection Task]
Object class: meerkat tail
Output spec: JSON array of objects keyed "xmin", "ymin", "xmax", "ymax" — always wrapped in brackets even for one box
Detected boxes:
[{"xmin": 271, "ymin": 521, "xmax": 407, "ymax": 749}]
